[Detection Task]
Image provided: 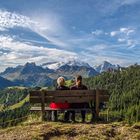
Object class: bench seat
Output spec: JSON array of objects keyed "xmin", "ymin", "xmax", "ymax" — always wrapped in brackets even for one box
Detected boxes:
[{"xmin": 30, "ymin": 106, "xmax": 94, "ymax": 111}]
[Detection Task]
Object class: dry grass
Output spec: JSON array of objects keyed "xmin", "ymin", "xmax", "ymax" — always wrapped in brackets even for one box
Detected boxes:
[{"xmin": 0, "ymin": 120, "xmax": 140, "ymax": 140}]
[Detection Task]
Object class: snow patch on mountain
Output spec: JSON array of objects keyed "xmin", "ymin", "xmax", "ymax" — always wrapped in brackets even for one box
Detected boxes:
[
  {"xmin": 42, "ymin": 60, "xmax": 91, "ymax": 70},
  {"xmin": 66, "ymin": 60, "xmax": 91, "ymax": 68},
  {"xmin": 42, "ymin": 61, "xmax": 65, "ymax": 70}
]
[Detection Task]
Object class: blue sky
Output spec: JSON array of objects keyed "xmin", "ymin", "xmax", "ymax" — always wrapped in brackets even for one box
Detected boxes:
[{"xmin": 0, "ymin": 0, "xmax": 140, "ymax": 71}]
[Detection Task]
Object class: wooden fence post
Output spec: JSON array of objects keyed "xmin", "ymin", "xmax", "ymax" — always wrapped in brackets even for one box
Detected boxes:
[
  {"xmin": 41, "ymin": 91, "xmax": 45, "ymax": 121},
  {"xmin": 95, "ymin": 89, "xmax": 100, "ymax": 119}
]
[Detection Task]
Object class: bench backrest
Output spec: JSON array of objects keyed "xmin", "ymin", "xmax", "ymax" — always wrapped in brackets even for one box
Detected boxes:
[
  {"xmin": 30, "ymin": 89, "xmax": 109, "ymax": 104},
  {"xmin": 30, "ymin": 89, "xmax": 109, "ymax": 120}
]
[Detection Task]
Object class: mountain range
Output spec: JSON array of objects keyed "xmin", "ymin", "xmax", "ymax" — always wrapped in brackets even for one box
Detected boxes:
[{"xmin": 0, "ymin": 60, "xmax": 120, "ymax": 88}]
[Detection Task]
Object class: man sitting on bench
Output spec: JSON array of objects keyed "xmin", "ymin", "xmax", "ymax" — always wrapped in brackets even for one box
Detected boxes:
[{"xmin": 70, "ymin": 75, "xmax": 88, "ymax": 122}]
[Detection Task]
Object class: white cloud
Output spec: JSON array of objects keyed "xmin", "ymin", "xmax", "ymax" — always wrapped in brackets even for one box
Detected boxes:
[
  {"xmin": 0, "ymin": 10, "xmax": 35, "ymax": 30},
  {"xmin": 110, "ymin": 27, "xmax": 136, "ymax": 48},
  {"xmin": 91, "ymin": 30, "xmax": 103, "ymax": 36},
  {"xmin": 80, "ymin": 40, "xmax": 140, "ymax": 67},
  {"xmin": 118, "ymin": 38, "xmax": 126, "ymax": 42},
  {"xmin": 0, "ymin": 9, "xmax": 139, "ymax": 71},
  {"xmin": 91, "ymin": 30, "xmax": 109, "ymax": 37},
  {"xmin": 29, "ymin": 11, "xmax": 71, "ymax": 48},
  {"xmin": 0, "ymin": 35, "xmax": 77, "ymax": 72},
  {"xmin": 0, "ymin": 9, "xmax": 80, "ymax": 72},
  {"xmin": 86, "ymin": 44, "xmax": 108, "ymax": 52},
  {"xmin": 80, "ymin": 51, "xmax": 133, "ymax": 67},
  {"xmin": 122, "ymin": 0, "xmax": 139, "ymax": 5},
  {"xmin": 0, "ymin": 9, "xmax": 70, "ymax": 48},
  {"xmin": 110, "ymin": 31, "xmax": 118, "ymax": 37},
  {"xmin": 120, "ymin": 28, "xmax": 135, "ymax": 35},
  {"xmin": 110, "ymin": 27, "xmax": 135, "ymax": 37},
  {"xmin": 120, "ymin": 28, "xmax": 128, "ymax": 33}
]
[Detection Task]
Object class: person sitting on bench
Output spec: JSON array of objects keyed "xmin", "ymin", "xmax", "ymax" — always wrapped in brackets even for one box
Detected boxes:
[
  {"xmin": 70, "ymin": 75, "xmax": 88, "ymax": 122},
  {"xmin": 50, "ymin": 76, "xmax": 70, "ymax": 121},
  {"xmin": 70, "ymin": 75, "xmax": 95, "ymax": 122}
]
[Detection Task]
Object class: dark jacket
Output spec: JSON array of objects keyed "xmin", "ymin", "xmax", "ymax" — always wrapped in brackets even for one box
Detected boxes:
[
  {"xmin": 70, "ymin": 84, "xmax": 88, "ymax": 90},
  {"xmin": 56, "ymin": 85, "xmax": 70, "ymax": 90}
]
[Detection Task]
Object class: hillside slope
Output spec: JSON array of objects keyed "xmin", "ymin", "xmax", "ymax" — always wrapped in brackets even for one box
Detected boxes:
[
  {"xmin": 0, "ymin": 76, "xmax": 15, "ymax": 89},
  {"xmin": 84, "ymin": 64, "xmax": 140, "ymax": 123}
]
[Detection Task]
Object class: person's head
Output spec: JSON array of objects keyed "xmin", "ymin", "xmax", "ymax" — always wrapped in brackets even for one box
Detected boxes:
[
  {"xmin": 57, "ymin": 76, "xmax": 65, "ymax": 86},
  {"xmin": 75, "ymin": 75, "xmax": 82, "ymax": 86}
]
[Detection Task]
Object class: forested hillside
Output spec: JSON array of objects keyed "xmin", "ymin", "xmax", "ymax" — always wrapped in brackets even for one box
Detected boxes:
[
  {"xmin": 0, "ymin": 87, "xmax": 29, "ymax": 127},
  {"xmin": 0, "ymin": 87, "xmax": 28, "ymax": 107},
  {"xmin": 84, "ymin": 64, "xmax": 140, "ymax": 123}
]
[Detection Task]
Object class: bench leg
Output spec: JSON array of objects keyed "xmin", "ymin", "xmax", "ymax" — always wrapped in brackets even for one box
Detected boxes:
[
  {"xmin": 45, "ymin": 111, "xmax": 52, "ymax": 121},
  {"xmin": 70, "ymin": 111, "xmax": 75, "ymax": 122},
  {"xmin": 51, "ymin": 111, "xmax": 58, "ymax": 121},
  {"xmin": 81, "ymin": 110, "xmax": 86, "ymax": 122},
  {"xmin": 64, "ymin": 111, "xmax": 70, "ymax": 122},
  {"xmin": 107, "ymin": 108, "xmax": 109, "ymax": 122}
]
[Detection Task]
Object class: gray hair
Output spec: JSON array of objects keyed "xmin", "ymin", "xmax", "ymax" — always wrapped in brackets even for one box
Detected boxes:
[{"xmin": 57, "ymin": 76, "xmax": 65, "ymax": 86}]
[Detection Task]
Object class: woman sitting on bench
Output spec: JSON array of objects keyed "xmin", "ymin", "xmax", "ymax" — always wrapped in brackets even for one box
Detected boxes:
[{"xmin": 50, "ymin": 76, "xmax": 70, "ymax": 121}]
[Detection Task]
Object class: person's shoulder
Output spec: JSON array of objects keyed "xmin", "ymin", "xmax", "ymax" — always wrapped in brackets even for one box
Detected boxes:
[
  {"xmin": 70, "ymin": 85, "xmax": 77, "ymax": 90},
  {"xmin": 56, "ymin": 87, "xmax": 60, "ymax": 90},
  {"xmin": 56, "ymin": 86, "xmax": 70, "ymax": 90},
  {"xmin": 82, "ymin": 85, "xmax": 88, "ymax": 89}
]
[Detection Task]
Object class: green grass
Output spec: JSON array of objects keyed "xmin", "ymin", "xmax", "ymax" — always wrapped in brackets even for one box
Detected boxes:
[
  {"xmin": 7, "ymin": 86, "xmax": 27, "ymax": 90},
  {"xmin": 8, "ymin": 95, "xmax": 29, "ymax": 110},
  {"xmin": 65, "ymin": 80, "xmax": 74, "ymax": 87},
  {"xmin": 0, "ymin": 95, "xmax": 29, "ymax": 111}
]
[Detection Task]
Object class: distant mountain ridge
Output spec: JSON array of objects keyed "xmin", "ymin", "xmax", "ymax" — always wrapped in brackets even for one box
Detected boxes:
[
  {"xmin": 0, "ymin": 60, "xmax": 121, "ymax": 87},
  {"xmin": 41, "ymin": 60, "xmax": 98, "ymax": 79},
  {"xmin": 0, "ymin": 76, "xmax": 16, "ymax": 89},
  {"xmin": 94, "ymin": 61, "xmax": 120, "ymax": 73},
  {"xmin": 0, "ymin": 62, "xmax": 54, "ymax": 87}
]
